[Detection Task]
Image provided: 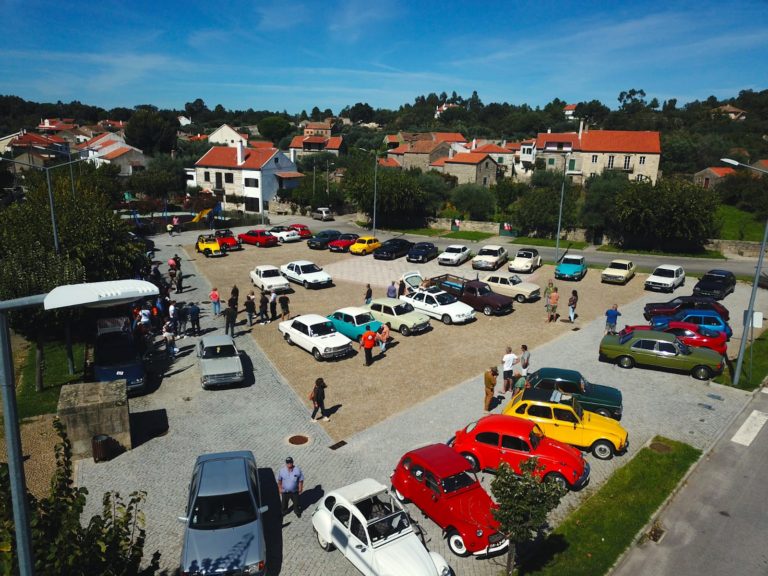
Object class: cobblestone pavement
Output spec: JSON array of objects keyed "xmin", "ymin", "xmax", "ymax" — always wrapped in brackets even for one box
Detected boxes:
[{"xmin": 77, "ymin": 229, "xmax": 766, "ymax": 576}]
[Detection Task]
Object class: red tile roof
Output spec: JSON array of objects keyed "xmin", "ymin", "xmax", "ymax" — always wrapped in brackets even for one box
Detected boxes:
[
  {"xmin": 504, "ymin": 142, "xmax": 522, "ymax": 151},
  {"xmin": 302, "ymin": 136, "xmax": 326, "ymax": 144},
  {"xmin": 385, "ymin": 135, "xmax": 400, "ymax": 143},
  {"xmin": 474, "ymin": 143, "xmax": 510, "ymax": 154},
  {"xmin": 12, "ymin": 132, "xmax": 62, "ymax": 148},
  {"xmin": 707, "ymin": 167, "xmax": 735, "ymax": 177},
  {"xmin": 429, "ymin": 158, "xmax": 448, "ymax": 167},
  {"xmin": 326, "ymin": 136, "xmax": 343, "ymax": 150},
  {"xmin": 378, "ymin": 157, "xmax": 401, "ymax": 168},
  {"xmin": 433, "ymin": 132, "xmax": 466, "ymax": 143},
  {"xmin": 188, "ymin": 134, "xmax": 209, "ymax": 141},
  {"xmin": 445, "ymin": 153, "xmax": 491, "ymax": 165},
  {"xmin": 387, "ymin": 144, "xmax": 409, "ymax": 155},
  {"xmin": 288, "ymin": 135, "xmax": 306, "ymax": 148},
  {"xmin": 102, "ymin": 146, "xmax": 132, "ymax": 160},
  {"xmin": 410, "ymin": 140, "xmax": 446, "ymax": 154},
  {"xmin": 563, "ymin": 104, "xmax": 577, "ymax": 111},
  {"xmin": 305, "ymin": 122, "xmax": 331, "ymax": 129},
  {"xmin": 535, "ymin": 132, "xmax": 581, "ymax": 149},
  {"xmin": 195, "ymin": 146, "xmax": 278, "ymax": 169},
  {"xmin": 249, "ymin": 140, "xmax": 274, "ymax": 149},
  {"xmin": 580, "ymin": 130, "xmax": 660, "ymax": 154}
]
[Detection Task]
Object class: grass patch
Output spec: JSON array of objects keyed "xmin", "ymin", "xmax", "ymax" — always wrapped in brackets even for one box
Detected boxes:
[
  {"xmin": 714, "ymin": 330, "xmax": 768, "ymax": 390},
  {"xmin": 597, "ymin": 244, "xmax": 725, "ymax": 259},
  {"xmin": 443, "ymin": 230, "xmax": 496, "ymax": 241},
  {"xmin": 386, "ymin": 227, "xmax": 448, "ymax": 237},
  {"xmin": 521, "ymin": 436, "xmax": 700, "ymax": 576},
  {"xmin": 717, "ymin": 205, "xmax": 765, "ymax": 242},
  {"xmin": 17, "ymin": 341, "xmax": 85, "ymax": 420},
  {"xmin": 510, "ymin": 236, "xmax": 588, "ymax": 250}
]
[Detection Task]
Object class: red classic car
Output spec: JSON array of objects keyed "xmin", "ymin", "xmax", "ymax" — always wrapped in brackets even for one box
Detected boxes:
[
  {"xmin": 236, "ymin": 229, "xmax": 278, "ymax": 247},
  {"xmin": 450, "ymin": 415, "xmax": 589, "ymax": 490},
  {"xmin": 390, "ymin": 443, "xmax": 508, "ymax": 557},
  {"xmin": 214, "ymin": 229, "xmax": 243, "ymax": 250},
  {"xmin": 328, "ymin": 233, "xmax": 360, "ymax": 253},
  {"xmin": 288, "ymin": 223, "xmax": 312, "ymax": 238},
  {"xmin": 622, "ymin": 321, "xmax": 728, "ymax": 356}
]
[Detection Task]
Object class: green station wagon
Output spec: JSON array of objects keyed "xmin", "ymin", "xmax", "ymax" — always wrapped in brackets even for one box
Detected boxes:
[
  {"xmin": 365, "ymin": 297, "xmax": 431, "ymax": 336},
  {"xmin": 599, "ymin": 330, "xmax": 724, "ymax": 381},
  {"xmin": 527, "ymin": 367, "xmax": 623, "ymax": 420}
]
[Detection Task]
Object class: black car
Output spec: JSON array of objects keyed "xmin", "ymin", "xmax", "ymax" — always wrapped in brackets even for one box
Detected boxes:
[
  {"xmin": 373, "ymin": 238, "xmax": 413, "ymax": 260},
  {"xmin": 642, "ymin": 295, "xmax": 730, "ymax": 322},
  {"xmin": 307, "ymin": 229, "xmax": 342, "ymax": 249},
  {"xmin": 407, "ymin": 242, "xmax": 439, "ymax": 263},
  {"xmin": 693, "ymin": 269, "xmax": 736, "ymax": 300}
]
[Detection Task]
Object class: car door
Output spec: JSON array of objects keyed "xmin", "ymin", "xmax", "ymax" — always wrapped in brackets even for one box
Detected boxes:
[
  {"xmin": 381, "ymin": 305, "xmax": 395, "ymax": 324},
  {"xmin": 284, "ymin": 263, "xmax": 296, "ymax": 281},
  {"xmin": 500, "ymin": 434, "xmax": 529, "ymax": 473},
  {"xmin": 330, "ymin": 504, "xmax": 354, "ymax": 563},
  {"xmin": 655, "ymin": 341, "xmax": 680, "ymax": 369},
  {"xmin": 347, "ymin": 515, "xmax": 375, "ymax": 576},
  {"xmin": 630, "ymin": 339, "xmax": 657, "ymax": 365},
  {"xmin": 473, "ymin": 431, "xmax": 501, "ymax": 469},
  {"xmin": 553, "ymin": 407, "xmax": 583, "ymax": 446},
  {"xmin": 523, "ymin": 404, "xmax": 557, "ymax": 440},
  {"xmin": 410, "ymin": 292, "xmax": 428, "ymax": 315},
  {"xmin": 292, "ymin": 321, "xmax": 311, "ymax": 351},
  {"xmin": 420, "ymin": 470, "xmax": 444, "ymax": 522}
]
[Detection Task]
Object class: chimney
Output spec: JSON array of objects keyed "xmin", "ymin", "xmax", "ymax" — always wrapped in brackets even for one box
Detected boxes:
[
  {"xmin": 449, "ymin": 148, "xmax": 455, "ymax": 159},
  {"xmin": 547, "ymin": 127, "xmax": 552, "ymax": 133},
  {"xmin": 236, "ymin": 140, "xmax": 245, "ymax": 165},
  {"xmin": 578, "ymin": 120, "xmax": 583, "ymax": 139}
]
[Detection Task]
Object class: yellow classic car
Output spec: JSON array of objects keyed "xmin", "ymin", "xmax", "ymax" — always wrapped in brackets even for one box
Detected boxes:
[
  {"xmin": 502, "ymin": 389, "xmax": 628, "ymax": 460},
  {"xmin": 195, "ymin": 234, "xmax": 224, "ymax": 257},
  {"xmin": 601, "ymin": 259, "xmax": 636, "ymax": 285},
  {"xmin": 349, "ymin": 236, "xmax": 381, "ymax": 255}
]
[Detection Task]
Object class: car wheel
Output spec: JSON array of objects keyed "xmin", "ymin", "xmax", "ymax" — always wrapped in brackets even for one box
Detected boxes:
[
  {"xmin": 442, "ymin": 314, "xmax": 453, "ymax": 325},
  {"xmin": 278, "ymin": 237, "xmax": 284, "ymax": 243},
  {"xmin": 284, "ymin": 333, "xmax": 293, "ymax": 345},
  {"xmin": 400, "ymin": 324, "xmax": 411, "ymax": 336},
  {"xmin": 595, "ymin": 408, "xmax": 612, "ymax": 418},
  {"xmin": 692, "ymin": 365, "xmax": 711, "ymax": 381},
  {"xmin": 591, "ymin": 440, "xmax": 615, "ymax": 460},
  {"xmin": 203, "ymin": 249, "xmax": 211, "ymax": 258},
  {"xmin": 462, "ymin": 453, "xmax": 480, "ymax": 473},
  {"xmin": 617, "ymin": 355, "xmax": 634, "ymax": 369},
  {"xmin": 447, "ymin": 529, "xmax": 470, "ymax": 557},
  {"xmin": 312, "ymin": 348, "xmax": 323, "ymax": 361},
  {"xmin": 392, "ymin": 485, "xmax": 408, "ymax": 503},
  {"xmin": 303, "ymin": 280, "xmax": 310, "ymax": 289},
  {"xmin": 482, "ymin": 305, "xmax": 493, "ymax": 317},
  {"xmin": 545, "ymin": 472, "xmax": 568, "ymax": 491},
  {"xmin": 516, "ymin": 294, "xmax": 526, "ymax": 304},
  {"xmin": 316, "ymin": 529, "xmax": 335, "ymax": 551}
]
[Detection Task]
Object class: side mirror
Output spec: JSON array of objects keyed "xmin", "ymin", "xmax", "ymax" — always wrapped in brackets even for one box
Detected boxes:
[
  {"xmin": 259, "ymin": 505, "xmax": 269, "ymax": 514},
  {"xmin": 177, "ymin": 516, "xmax": 188, "ymax": 524}
]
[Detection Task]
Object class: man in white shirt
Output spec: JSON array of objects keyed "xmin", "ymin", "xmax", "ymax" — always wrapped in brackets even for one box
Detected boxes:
[{"xmin": 501, "ymin": 346, "xmax": 519, "ymax": 393}]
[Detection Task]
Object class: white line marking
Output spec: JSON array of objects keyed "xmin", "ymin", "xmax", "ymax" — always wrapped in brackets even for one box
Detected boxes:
[{"xmin": 731, "ymin": 410, "xmax": 768, "ymax": 446}]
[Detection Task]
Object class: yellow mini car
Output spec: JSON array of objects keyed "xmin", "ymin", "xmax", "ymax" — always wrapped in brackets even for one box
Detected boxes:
[
  {"xmin": 195, "ymin": 234, "xmax": 223, "ymax": 257},
  {"xmin": 348, "ymin": 236, "xmax": 381, "ymax": 255},
  {"xmin": 502, "ymin": 389, "xmax": 628, "ymax": 460}
]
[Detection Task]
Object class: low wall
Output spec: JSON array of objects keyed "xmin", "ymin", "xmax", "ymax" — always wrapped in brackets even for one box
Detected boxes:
[{"xmin": 706, "ymin": 239, "xmax": 767, "ymax": 257}]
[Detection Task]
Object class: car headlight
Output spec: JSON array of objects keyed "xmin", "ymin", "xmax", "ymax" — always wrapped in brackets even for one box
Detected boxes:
[
  {"xmin": 201, "ymin": 375, "xmax": 210, "ymax": 384},
  {"xmin": 324, "ymin": 347, "xmax": 331, "ymax": 353},
  {"xmin": 476, "ymin": 529, "xmax": 484, "ymax": 537},
  {"xmin": 235, "ymin": 371, "xmax": 243, "ymax": 378},
  {"xmin": 440, "ymin": 567, "xmax": 452, "ymax": 576}
]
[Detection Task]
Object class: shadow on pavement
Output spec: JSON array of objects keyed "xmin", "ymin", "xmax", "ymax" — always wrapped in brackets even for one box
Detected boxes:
[
  {"xmin": 258, "ymin": 468, "xmax": 284, "ymax": 576},
  {"xmin": 130, "ymin": 409, "xmax": 169, "ymax": 448}
]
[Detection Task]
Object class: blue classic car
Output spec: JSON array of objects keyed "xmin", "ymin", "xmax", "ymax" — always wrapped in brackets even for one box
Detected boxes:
[
  {"xmin": 327, "ymin": 307, "xmax": 383, "ymax": 341},
  {"xmin": 555, "ymin": 255, "xmax": 587, "ymax": 281},
  {"xmin": 650, "ymin": 309, "xmax": 732, "ymax": 340}
]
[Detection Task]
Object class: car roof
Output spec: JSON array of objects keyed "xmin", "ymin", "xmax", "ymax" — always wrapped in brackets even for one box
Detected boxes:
[
  {"xmin": 334, "ymin": 307, "xmax": 370, "ymax": 316},
  {"xmin": 413, "ymin": 242, "xmax": 434, "ymax": 247},
  {"xmin": 369, "ymin": 298, "xmax": 403, "ymax": 306},
  {"xmin": 561, "ymin": 254, "xmax": 584, "ymax": 260},
  {"xmin": 445, "ymin": 244, "xmax": 468, "ymax": 250},
  {"xmin": 520, "ymin": 388, "xmax": 564, "ymax": 404},
  {"xmin": 331, "ymin": 478, "xmax": 388, "ymax": 504},
  {"xmin": 288, "ymin": 260, "xmax": 315, "ymax": 266},
  {"xmin": 406, "ymin": 443, "xmax": 471, "ymax": 477},
  {"xmin": 516, "ymin": 248, "xmax": 538, "ymax": 255},
  {"xmin": 475, "ymin": 414, "xmax": 536, "ymax": 434},
  {"xmin": 678, "ymin": 309, "xmax": 724, "ymax": 317},
  {"xmin": 255, "ymin": 264, "xmax": 278, "ymax": 271},
  {"xmin": 653, "ymin": 264, "xmax": 682, "ymax": 271},
  {"xmin": 196, "ymin": 452, "xmax": 253, "ymax": 496},
  {"xmin": 531, "ymin": 367, "xmax": 581, "ymax": 382},
  {"xmin": 479, "ymin": 244, "xmax": 503, "ymax": 250},
  {"xmin": 292, "ymin": 314, "xmax": 331, "ymax": 324},
  {"xmin": 630, "ymin": 330, "xmax": 677, "ymax": 341},
  {"xmin": 356, "ymin": 236, "xmax": 377, "ymax": 241},
  {"xmin": 200, "ymin": 334, "xmax": 236, "ymax": 347},
  {"xmin": 704, "ymin": 269, "xmax": 733, "ymax": 276},
  {"xmin": 610, "ymin": 259, "xmax": 633, "ymax": 265}
]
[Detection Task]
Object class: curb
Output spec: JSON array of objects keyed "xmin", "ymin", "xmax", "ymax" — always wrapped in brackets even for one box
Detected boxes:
[{"xmin": 608, "ymin": 378, "xmax": 766, "ymax": 575}]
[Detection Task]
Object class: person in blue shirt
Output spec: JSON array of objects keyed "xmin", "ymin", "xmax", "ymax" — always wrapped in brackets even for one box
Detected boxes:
[
  {"xmin": 277, "ymin": 457, "xmax": 305, "ymax": 517},
  {"xmin": 605, "ymin": 304, "xmax": 622, "ymax": 335}
]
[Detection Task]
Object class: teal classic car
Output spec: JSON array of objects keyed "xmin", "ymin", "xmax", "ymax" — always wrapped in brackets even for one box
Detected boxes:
[
  {"xmin": 555, "ymin": 254, "xmax": 587, "ymax": 281},
  {"xmin": 599, "ymin": 330, "xmax": 724, "ymax": 381},
  {"xmin": 526, "ymin": 367, "xmax": 623, "ymax": 420},
  {"xmin": 327, "ymin": 307, "xmax": 382, "ymax": 341}
]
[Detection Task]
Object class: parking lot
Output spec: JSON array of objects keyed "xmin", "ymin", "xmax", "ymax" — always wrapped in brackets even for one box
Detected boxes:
[{"xmin": 76, "ymin": 225, "xmax": 765, "ymax": 575}]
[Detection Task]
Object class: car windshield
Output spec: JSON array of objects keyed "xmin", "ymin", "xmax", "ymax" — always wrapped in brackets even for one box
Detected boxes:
[
  {"xmin": 95, "ymin": 333, "xmax": 138, "ymax": 364},
  {"xmin": 579, "ymin": 377, "xmax": 590, "ymax": 392},
  {"xmin": 435, "ymin": 292, "xmax": 458, "ymax": 305},
  {"xmin": 676, "ymin": 340, "xmax": 691, "ymax": 355},
  {"xmin": 441, "ymin": 471, "xmax": 477, "ymax": 493},
  {"xmin": 300, "ymin": 264, "xmax": 321, "ymax": 274},
  {"xmin": 217, "ymin": 230, "xmax": 233, "ymax": 237},
  {"xmin": 477, "ymin": 285, "xmax": 492, "ymax": 296},
  {"xmin": 699, "ymin": 327, "xmax": 720, "ymax": 338},
  {"xmin": 261, "ymin": 268, "xmax": 280, "ymax": 278},
  {"xmin": 446, "ymin": 247, "xmax": 462, "ymax": 253},
  {"xmin": 354, "ymin": 313, "xmax": 375, "ymax": 325},
  {"xmin": 478, "ymin": 249, "xmax": 498, "ymax": 256},
  {"xmin": 201, "ymin": 344, "xmax": 237, "ymax": 359},
  {"xmin": 517, "ymin": 251, "xmax": 534, "ymax": 259},
  {"xmin": 571, "ymin": 398, "xmax": 584, "ymax": 419},
  {"xmin": 562, "ymin": 257, "xmax": 582, "ymax": 265},
  {"xmin": 367, "ymin": 511, "xmax": 411, "ymax": 545},
  {"xmin": 393, "ymin": 303, "xmax": 414, "ymax": 314},
  {"xmin": 190, "ymin": 491, "xmax": 256, "ymax": 530},
  {"xmin": 701, "ymin": 273, "xmax": 725, "ymax": 282},
  {"xmin": 654, "ymin": 268, "xmax": 675, "ymax": 278},
  {"xmin": 509, "ymin": 275, "xmax": 521, "ymax": 285},
  {"xmin": 415, "ymin": 243, "xmax": 431, "ymax": 250},
  {"xmin": 311, "ymin": 321, "xmax": 336, "ymax": 336},
  {"xmin": 340, "ymin": 234, "xmax": 356, "ymax": 241},
  {"xmin": 618, "ymin": 332, "xmax": 633, "ymax": 345},
  {"xmin": 609, "ymin": 262, "xmax": 628, "ymax": 270}
]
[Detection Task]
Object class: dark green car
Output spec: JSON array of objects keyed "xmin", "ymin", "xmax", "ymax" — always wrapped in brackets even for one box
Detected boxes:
[
  {"xmin": 527, "ymin": 367, "xmax": 623, "ymax": 420},
  {"xmin": 599, "ymin": 330, "xmax": 724, "ymax": 381}
]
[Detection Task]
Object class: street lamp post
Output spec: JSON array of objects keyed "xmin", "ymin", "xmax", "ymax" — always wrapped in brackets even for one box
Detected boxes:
[
  {"xmin": 720, "ymin": 158, "xmax": 768, "ymax": 388},
  {"xmin": 555, "ymin": 153, "xmax": 571, "ymax": 263},
  {"xmin": 373, "ymin": 154, "xmax": 378, "ymax": 238}
]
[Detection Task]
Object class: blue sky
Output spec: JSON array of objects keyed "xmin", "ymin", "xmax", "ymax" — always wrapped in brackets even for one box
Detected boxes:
[{"xmin": 2, "ymin": 0, "xmax": 766, "ymax": 115}]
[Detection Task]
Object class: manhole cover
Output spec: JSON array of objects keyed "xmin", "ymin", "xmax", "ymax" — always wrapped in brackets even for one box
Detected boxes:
[
  {"xmin": 288, "ymin": 434, "xmax": 309, "ymax": 445},
  {"xmin": 649, "ymin": 441, "xmax": 672, "ymax": 453},
  {"xmin": 648, "ymin": 523, "xmax": 665, "ymax": 542}
]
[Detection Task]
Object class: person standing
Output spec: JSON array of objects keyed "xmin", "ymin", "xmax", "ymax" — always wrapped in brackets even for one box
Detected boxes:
[
  {"xmin": 310, "ymin": 378, "xmax": 330, "ymax": 422},
  {"xmin": 177, "ymin": 302, "xmax": 189, "ymax": 336},
  {"xmin": 543, "ymin": 280, "xmax": 554, "ymax": 322},
  {"xmin": 360, "ymin": 325, "xmax": 377, "ymax": 366},
  {"xmin": 484, "ymin": 366, "xmax": 498, "ymax": 412},
  {"xmin": 224, "ymin": 303, "xmax": 237, "ymax": 337},
  {"xmin": 229, "ymin": 284, "xmax": 240, "ymax": 310},
  {"xmin": 269, "ymin": 290, "xmax": 278, "ymax": 321},
  {"xmin": 279, "ymin": 293, "xmax": 290, "ymax": 321},
  {"xmin": 188, "ymin": 302, "xmax": 201, "ymax": 336},
  {"xmin": 258, "ymin": 291, "xmax": 270, "ymax": 324},
  {"xmin": 568, "ymin": 289, "xmax": 578, "ymax": 323},
  {"xmin": 277, "ymin": 457, "xmax": 304, "ymax": 518},
  {"xmin": 364, "ymin": 283, "xmax": 372, "ymax": 305},
  {"xmin": 605, "ymin": 304, "xmax": 621, "ymax": 335},
  {"xmin": 162, "ymin": 318, "xmax": 178, "ymax": 357},
  {"xmin": 244, "ymin": 292, "xmax": 256, "ymax": 327},
  {"xmin": 398, "ymin": 279, "xmax": 406, "ymax": 297},
  {"xmin": 175, "ymin": 269, "xmax": 183, "ymax": 294},
  {"xmin": 548, "ymin": 287, "xmax": 560, "ymax": 323},
  {"xmin": 172, "ymin": 254, "xmax": 181, "ymax": 272},
  {"xmin": 386, "ymin": 281, "xmax": 397, "ymax": 299},
  {"xmin": 168, "ymin": 266, "xmax": 177, "ymax": 287},
  {"xmin": 519, "ymin": 344, "xmax": 531, "ymax": 377},
  {"xmin": 501, "ymin": 346, "xmax": 519, "ymax": 393},
  {"xmin": 209, "ymin": 287, "xmax": 221, "ymax": 316},
  {"xmin": 377, "ymin": 323, "xmax": 390, "ymax": 354}
]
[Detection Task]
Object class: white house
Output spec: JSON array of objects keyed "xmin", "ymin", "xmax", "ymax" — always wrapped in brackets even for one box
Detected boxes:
[
  {"xmin": 78, "ymin": 132, "xmax": 147, "ymax": 176},
  {"xmin": 208, "ymin": 124, "xmax": 249, "ymax": 147}
]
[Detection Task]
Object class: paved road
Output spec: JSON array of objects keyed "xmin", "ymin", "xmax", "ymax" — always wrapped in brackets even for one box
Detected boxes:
[{"xmin": 612, "ymin": 388, "xmax": 768, "ymax": 576}]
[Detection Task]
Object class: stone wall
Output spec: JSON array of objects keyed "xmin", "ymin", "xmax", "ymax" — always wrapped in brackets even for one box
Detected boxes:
[{"xmin": 706, "ymin": 239, "xmax": 768, "ymax": 257}]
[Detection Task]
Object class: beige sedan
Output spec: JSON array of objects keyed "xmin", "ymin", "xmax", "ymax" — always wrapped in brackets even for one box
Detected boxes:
[{"xmin": 482, "ymin": 273, "xmax": 541, "ymax": 303}]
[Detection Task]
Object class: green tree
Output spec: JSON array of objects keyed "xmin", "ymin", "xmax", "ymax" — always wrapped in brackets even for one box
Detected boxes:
[
  {"xmin": 124, "ymin": 108, "xmax": 178, "ymax": 155},
  {"xmin": 491, "ymin": 459, "xmax": 565, "ymax": 575},
  {"xmin": 581, "ymin": 172, "xmax": 631, "ymax": 241},
  {"xmin": 512, "ymin": 171, "xmax": 578, "ymax": 237},
  {"xmin": 257, "ymin": 116, "xmax": 292, "ymax": 144},
  {"xmin": 450, "ymin": 183, "xmax": 495, "ymax": 220},
  {"xmin": 493, "ymin": 178, "xmax": 528, "ymax": 214},
  {"xmin": 717, "ymin": 171, "xmax": 768, "ymax": 218}
]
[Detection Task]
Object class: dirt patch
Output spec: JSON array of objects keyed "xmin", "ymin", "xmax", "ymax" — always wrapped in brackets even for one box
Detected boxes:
[
  {"xmin": 0, "ymin": 414, "xmax": 59, "ymax": 499},
  {"xmin": 190, "ymin": 243, "xmax": 647, "ymax": 441},
  {"xmin": 649, "ymin": 441, "xmax": 673, "ymax": 453}
]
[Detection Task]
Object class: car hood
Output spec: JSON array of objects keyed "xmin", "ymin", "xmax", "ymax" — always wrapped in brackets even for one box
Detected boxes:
[
  {"xmin": 409, "ymin": 247, "xmax": 432, "ymax": 255},
  {"xmin": 513, "ymin": 281, "xmax": 540, "ymax": 294},
  {"xmin": 537, "ymin": 437, "xmax": 586, "ymax": 471},
  {"xmin": 397, "ymin": 311, "xmax": 430, "ymax": 325},
  {"xmin": 442, "ymin": 301, "xmax": 475, "ymax": 314},
  {"xmin": 311, "ymin": 332, "xmax": 352, "ymax": 347},
  {"xmin": 182, "ymin": 523, "xmax": 265, "ymax": 574},
  {"xmin": 473, "ymin": 254, "xmax": 501, "ymax": 262},
  {"xmin": 483, "ymin": 293, "xmax": 514, "ymax": 306},
  {"xmin": 688, "ymin": 346, "xmax": 724, "ymax": 362},
  {"xmin": 440, "ymin": 252, "xmax": 463, "ymax": 260},
  {"xmin": 581, "ymin": 410, "xmax": 626, "ymax": 440},
  {"xmin": 588, "ymin": 382, "xmax": 623, "ymax": 407},
  {"xmin": 556, "ymin": 263, "xmax": 583, "ymax": 274},
  {"xmin": 646, "ymin": 274, "xmax": 674, "ymax": 284},
  {"xmin": 302, "ymin": 271, "xmax": 331, "ymax": 282},
  {"xmin": 374, "ymin": 532, "xmax": 439, "ymax": 575},
  {"xmin": 200, "ymin": 356, "xmax": 243, "ymax": 377},
  {"xmin": 447, "ymin": 486, "xmax": 497, "ymax": 531}
]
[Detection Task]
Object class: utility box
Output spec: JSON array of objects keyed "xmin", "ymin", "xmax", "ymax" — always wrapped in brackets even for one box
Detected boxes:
[{"xmin": 57, "ymin": 381, "xmax": 131, "ymax": 460}]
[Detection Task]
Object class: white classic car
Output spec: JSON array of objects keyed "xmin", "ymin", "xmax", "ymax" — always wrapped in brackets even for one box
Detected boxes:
[
  {"xmin": 312, "ymin": 479, "xmax": 453, "ymax": 576},
  {"xmin": 278, "ymin": 314, "xmax": 353, "ymax": 361},
  {"xmin": 508, "ymin": 248, "xmax": 542, "ymax": 273},
  {"xmin": 438, "ymin": 244, "xmax": 471, "ymax": 266},
  {"xmin": 645, "ymin": 264, "xmax": 685, "ymax": 293},
  {"xmin": 268, "ymin": 225, "xmax": 301, "ymax": 243},
  {"xmin": 400, "ymin": 287, "xmax": 475, "ymax": 325},
  {"xmin": 280, "ymin": 260, "xmax": 333, "ymax": 289},
  {"xmin": 471, "ymin": 245, "xmax": 508, "ymax": 271},
  {"xmin": 482, "ymin": 273, "xmax": 541, "ymax": 303},
  {"xmin": 249, "ymin": 265, "xmax": 290, "ymax": 293}
]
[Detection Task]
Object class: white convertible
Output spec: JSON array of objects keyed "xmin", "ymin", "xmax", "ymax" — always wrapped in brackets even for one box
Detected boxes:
[
  {"xmin": 312, "ymin": 479, "xmax": 453, "ymax": 576},
  {"xmin": 508, "ymin": 248, "xmax": 542, "ymax": 273},
  {"xmin": 268, "ymin": 225, "xmax": 301, "ymax": 243},
  {"xmin": 400, "ymin": 287, "xmax": 475, "ymax": 325},
  {"xmin": 278, "ymin": 314, "xmax": 353, "ymax": 361},
  {"xmin": 249, "ymin": 265, "xmax": 290, "ymax": 293},
  {"xmin": 280, "ymin": 260, "xmax": 333, "ymax": 289}
]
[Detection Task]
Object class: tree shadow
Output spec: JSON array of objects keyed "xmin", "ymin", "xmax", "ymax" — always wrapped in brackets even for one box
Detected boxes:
[{"xmin": 517, "ymin": 533, "xmax": 569, "ymax": 574}]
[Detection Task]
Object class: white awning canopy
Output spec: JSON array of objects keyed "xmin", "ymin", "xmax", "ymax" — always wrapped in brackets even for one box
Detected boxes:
[{"xmin": 44, "ymin": 280, "xmax": 158, "ymax": 310}]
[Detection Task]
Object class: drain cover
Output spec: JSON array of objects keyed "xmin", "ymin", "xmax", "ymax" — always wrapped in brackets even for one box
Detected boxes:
[{"xmin": 288, "ymin": 434, "xmax": 309, "ymax": 445}]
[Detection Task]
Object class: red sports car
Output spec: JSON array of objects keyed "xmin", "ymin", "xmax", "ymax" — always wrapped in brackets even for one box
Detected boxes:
[
  {"xmin": 289, "ymin": 223, "xmax": 312, "ymax": 238},
  {"xmin": 236, "ymin": 229, "xmax": 278, "ymax": 247},
  {"xmin": 450, "ymin": 414, "xmax": 589, "ymax": 490},
  {"xmin": 622, "ymin": 322, "xmax": 727, "ymax": 355},
  {"xmin": 213, "ymin": 229, "xmax": 243, "ymax": 251},
  {"xmin": 328, "ymin": 233, "xmax": 360, "ymax": 252},
  {"xmin": 390, "ymin": 443, "xmax": 508, "ymax": 557}
]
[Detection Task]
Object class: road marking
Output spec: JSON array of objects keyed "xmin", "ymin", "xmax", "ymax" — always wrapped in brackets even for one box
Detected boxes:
[{"xmin": 731, "ymin": 410, "xmax": 768, "ymax": 446}]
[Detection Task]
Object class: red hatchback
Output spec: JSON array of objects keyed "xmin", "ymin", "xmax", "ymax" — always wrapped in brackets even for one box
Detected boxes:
[
  {"xmin": 622, "ymin": 322, "xmax": 728, "ymax": 356},
  {"xmin": 450, "ymin": 415, "xmax": 589, "ymax": 491},
  {"xmin": 289, "ymin": 223, "xmax": 312, "ymax": 238},
  {"xmin": 237, "ymin": 229, "xmax": 278, "ymax": 247},
  {"xmin": 390, "ymin": 443, "xmax": 508, "ymax": 557},
  {"xmin": 328, "ymin": 233, "xmax": 360, "ymax": 252}
]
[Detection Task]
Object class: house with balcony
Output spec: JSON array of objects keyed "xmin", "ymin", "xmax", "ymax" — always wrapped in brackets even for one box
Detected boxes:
[
  {"xmin": 693, "ymin": 166, "xmax": 735, "ymax": 189},
  {"xmin": 191, "ymin": 142, "xmax": 302, "ymax": 213},
  {"xmin": 288, "ymin": 135, "xmax": 344, "ymax": 161}
]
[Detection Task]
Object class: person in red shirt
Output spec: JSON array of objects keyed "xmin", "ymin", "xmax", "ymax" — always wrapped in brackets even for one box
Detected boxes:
[{"xmin": 359, "ymin": 325, "xmax": 377, "ymax": 366}]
